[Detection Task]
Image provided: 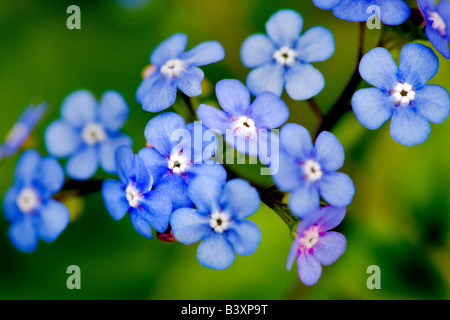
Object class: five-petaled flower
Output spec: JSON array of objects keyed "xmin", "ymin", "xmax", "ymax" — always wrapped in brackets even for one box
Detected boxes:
[
  {"xmin": 197, "ymin": 79, "xmax": 289, "ymax": 165},
  {"xmin": 272, "ymin": 123, "xmax": 355, "ymax": 218},
  {"xmin": 313, "ymin": 0, "xmax": 411, "ymax": 25},
  {"xmin": 136, "ymin": 33, "xmax": 225, "ymax": 112},
  {"xmin": 287, "ymin": 206, "xmax": 346, "ymax": 286},
  {"xmin": 417, "ymin": 0, "xmax": 450, "ymax": 59},
  {"xmin": 170, "ymin": 176, "xmax": 262, "ymax": 270},
  {"xmin": 240, "ymin": 9, "xmax": 335, "ymax": 100},
  {"xmin": 138, "ymin": 112, "xmax": 226, "ymax": 210},
  {"xmin": 352, "ymin": 43, "xmax": 450, "ymax": 146},
  {"xmin": 45, "ymin": 90, "xmax": 132, "ymax": 180},
  {"xmin": 102, "ymin": 145, "xmax": 172, "ymax": 239},
  {"xmin": 2, "ymin": 150, "xmax": 70, "ymax": 253}
]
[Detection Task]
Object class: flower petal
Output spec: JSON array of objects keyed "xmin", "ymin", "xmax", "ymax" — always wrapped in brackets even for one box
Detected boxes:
[
  {"xmin": 2, "ymin": 185, "xmax": 21, "ymax": 222},
  {"xmin": 99, "ymin": 90, "xmax": 130, "ymax": 132},
  {"xmin": 296, "ymin": 26, "xmax": 335, "ymax": 63},
  {"xmin": 279, "ymin": 123, "xmax": 313, "ymax": 160},
  {"xmin": 197, "ymin": 104, "xmax": 233, "ymax": 134},
  {"xmin": 101, "ymin": 179, "xmax": 129, "ymax": 221},
  {"xmin": 246, "ymin": 63, "xmax": 285, "ymax": 97},
  {"xmin": 66, "ymin": 146, "xmax": 99, "ymax": 180},
  {"xmin": 240, "ymin": 34, "xmax": 275, "ymax": 68},
  {"xmin": 141, "ymin": 188, "xmax": 172, "ymax": 233},
  {"xmin": 14, "ymin": 149, "xmax": 41, "ymax": 185},
  {"xmin": 313, "ymin": 0, "xmax": 341, "ymax": 10},
  {"xmin": 170, "ymin": 208, "xmax": 210, "ymax": 245},
  {"xmin": 215, "ymin": 79, "xmax": 251, "ymax": 117},
  {"xmin": 227, "ymin": 220, "xmax": 262, "ymax": 256},
  {"xmin": 287, "ymin": 237, "xmax": 299, "ymax": 271},
  {"xmin": 154, "ymin": 174, "xmax": 191, "ymax": 210},
  {"xmin": 141, "ymin": 78, "xmax": 177, "ymax": 112},
  {"xmin": 399, "ymin": 43, "xmax": 439, "ymax": 88},
  {"xmin": 197, "ymin": 232, "xmax": 235, "ymax": 270},
  {"xmin": 130, "ymin": 154, "xmax": 153, "ymax": 193},
  {"xmin": 186, "ymin": 163, "xmax": 227, "ymax": 185},
  {"xmin": 9, "ymin": 217, "xmax": 38, "ymax": 253},
  {"xmin": 137, "ymin": 147, "xmax": 170, "ymax": 185},
  {"xmin": 272, "ymin": 151, "xmax": 303, "ymax": 192},
  {"xmin": 61, "ymin": 90, "xmax": 97, "ymax": 128},
  {"xmin": 220, "ymin": 179, "xmax": 260, "ymax": 219},
  {"xmin": 115, "ymin": 145, "xmax": 134, "ymax": 185},
  {"xmin": 285, "ymin": 63, "xmax": 325, "ymax": 100},
  {"xmin": 35, "ymin": 199, "xmax": 70, "ymax": 242},
  {"xmin": 390, "ymin": 106, "xmax": 431, "ymax": 146},
  {"xmin": 129, "ymin": 209, "xmax": 153, "ymax": 239},
  {"xmin": 182, "ymin": 41, "xmax": 225, "ymax": 66},
  {"xmin": 144, "ymin": 112, "xmax": 186, "ymax": 157},
  {"xmin": 415, "ymin": 85, "xmax": 450, "ymax": 123},
  {"xmin": 315, "ymin": 206, "xmax": 347, "ymax": 232},
  {"xmin": 99, "ymin": 135, "xmax": 133, "ymax": 174},
  {"xmin": 352, "ymin": 88, "xmax": 394, "ymax": 129},
  {"xmin": 34, "ymin": 157, "xmax": 65, "ymax": 198},
  {"xmin": 176, "ymin": 66, "xmax": 204, "ymax": 97},
  {"xmin": 248, "ymin": 92, "xmax": 289, "ymax": 129},
  {"xmin": 288, "ymin": 182, "xmax": 320, "ymax": 218},
  {"xmin": 136, "ymin": 72, "xmax": 160, "ymax": 103},
  {"xmin": 359, "ymin": 47, "xmax": 399, "ymax": 90},
  {"xmin": 187, "ymin": 175, "xmax": 223, "ymax": 214},
  {"xmin": 314, "ymin": 131, "xmax": 345, "ymax": 172},
  {"xmin": 425, "ymin": 24, "xmax": 450, "ymax": 59},
  {"xmin": 44, "ymin": 120, "xmax": 81, "ymax": 158},
  {"xmin": 313, "ymin": 231, "xmax": 346, "ymax": 265},
  {"xmin": 376, "ymin": 0, "xmax": 411, "ymax": 25},
  {"xmin": 150, "ymin": 33, "xmax": 188, "ymax": 66},
  {"xmin": 265, "ymin": 9, "xmax": 303, "ymax": 48},
  {"xmin": 297, "ymin": 252, "xmax": 322, "ymax": 286},
  {"xmin": 319, "ymin": 172, "xmax": 355, "ymax": 207}
]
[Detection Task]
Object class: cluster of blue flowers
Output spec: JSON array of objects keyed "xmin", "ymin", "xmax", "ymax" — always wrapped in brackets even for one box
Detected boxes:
[{"xmin": 2, "ymin": 1, "xmax": 449, "ymax": 288}]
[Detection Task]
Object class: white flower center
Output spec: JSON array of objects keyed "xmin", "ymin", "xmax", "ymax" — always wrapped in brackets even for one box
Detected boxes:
[
  {"xmin": 299, "ymin": 225, "xmax": 320, "ymax": 250},
  {"xmin": 391, "ymin": 82, "xmax": 416, "ymax": 106},
  {"xmin": 160, "ymin": 59, "xmax": 184, "ymax": 78},
  {"xmin": 233, "ymin": 116, "xmax": 257, "ymax": 139},
  {"xmin": 303, "ymin": 159, "xmax": 323, "ymax": 181},
  {"xmin": 81, "ymin": 123, "xmax": 107, "ymax": 145},
  {"xmin": 16, "ymin": 188, "xmax": 40, "ymax": 213},
  {"xmin": 273, "ymin": 46, "xmax": 296, "ymax": 65},
  {"xmin": 209, "ymin": 211, "xmax": 231, "ymax": 233},
  {"xmin": 126, "ymin": 184, "xmax": 142, "ymax": 208},
  {"xmin": 167, "ymin": 153, "xmax": 191, "ymax": 174},
  {"xmin": 429, "ymin": 11, "xmax": 447, "ymax": 36}
]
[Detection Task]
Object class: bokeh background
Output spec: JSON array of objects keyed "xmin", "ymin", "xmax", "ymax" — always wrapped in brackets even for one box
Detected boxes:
[{"xmin": 0, "ymin": 0, "xmax": 449, "ymax": 300}]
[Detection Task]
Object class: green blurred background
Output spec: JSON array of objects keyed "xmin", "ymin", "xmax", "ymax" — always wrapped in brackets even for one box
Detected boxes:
[{"xmin": 0, "ymin": 0, "xmax": 449, "ymax": 300}]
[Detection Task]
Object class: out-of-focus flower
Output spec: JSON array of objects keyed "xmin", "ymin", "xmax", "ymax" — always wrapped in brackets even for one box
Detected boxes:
[
  {"xmin": 136, "ymin": 34, "xmax": 224, "ymax": 112},
  {"xmin": 45, "ymin": 90, "xmax": 132, "ymax": 180},
  {"xmin": 138, "ymin": 112, "xmax": 226, "ymax": 210},
  {"xmin": 272, "ymin": 123, "xmax": 355, "ymax": 218},
  {"xmin": 417, "ymin": 0, "xmax": 450, "ymax": 59},
  {"xmin": 352, "ymin": 43, "xmax": 450, "ymax": 146},
  {"xmin": 287, "ymin": 206, "xmax": 346, "ymax": 285},
  {"xmin": 240, "ymin": 9, "xmax": 334, "ymax": 100},
  {"xmin": 197, "ymin": 79, "xmax": 289, "ymax": 165},
  {"xmin": 313, "ymin": 0, "xmax": 411, "ymax": 25},
  {"xmin": 102, "ymin": 146, "xmax": 172, "ymax": 239},
  {"xmin": 2, "ymin": 150, "xmax": 70, "ymax": 253},
  {"xmin": 0, "ymin": 102, "xmax": 48, "ymax": 160},
  {"xmin": 171, "ymin": 177, "xmax": 261, "ymax": 270}
]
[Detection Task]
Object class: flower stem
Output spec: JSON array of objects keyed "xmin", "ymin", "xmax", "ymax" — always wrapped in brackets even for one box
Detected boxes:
[
  {"xmin": 259, "ymin": 185, "xmax": 299, "ymax": 230},
  {"xmin": 180, "ymin": 93, "xmax": 197, "ymax": 122},
  {"xmin": 54, "ymin": 179, "xmax": 104, "ymax": 200},
  {"xmin": 307, "ymin": 98, "xmax": 323, "ymax": 125}
]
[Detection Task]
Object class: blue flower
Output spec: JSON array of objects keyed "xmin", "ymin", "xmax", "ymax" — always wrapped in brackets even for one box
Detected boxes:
[
  {"xmin": 417, "ymin": 0, "xmax": 450, "ymax": 59},
  {"xmin": 136, "ymin": 33, "xmax": 225, "ymax": 112},
  {"xmin": 170, "ymin": 176, "xmax": 262, "ymax": 270},
  {"xmin": 352, "ymin": 43, "xmax": 450, "ymax": 146},
  {"xmin": 45, "ymin": 90, "xmax": 132, "ymax": 180},
  {"xmin": 102, "ymin": 146, "xmax": 172, "ymax": 239},
  {"xmin": 240, "ymin": 9, "xmax": 335, "ymax": 100},
  {"xmin": 197, "ymin": 79, "xmax": 289, "ymax": 164},
  {"xmin": 2, "ymin": 150, "xmax": 70, "ymax": 253},
  {"xmin": 0, "ymin": 102, "xmax": 48, "ymax": 160},
  {"xmin": 313, "ymin": 0, "xmax": 411, "ymax": 25},
  {"xmin": 138, "ymin": 112, "xmax": 226, "ymax": 210},
  {"xmin": 287, "ymin": 206, "xmax": 346, "ymax": 286},
  {"xmin": 271, "ymin": 123, "xmax": 355, "ymax": 218}
]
